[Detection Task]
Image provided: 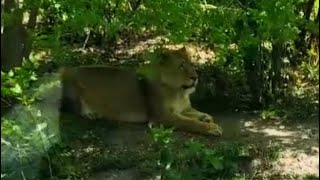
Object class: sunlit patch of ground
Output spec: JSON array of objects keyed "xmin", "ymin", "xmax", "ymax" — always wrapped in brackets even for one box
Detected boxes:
[{"xmin": 215, "ymin": 113, "xmax": 319, "ymax": 178}]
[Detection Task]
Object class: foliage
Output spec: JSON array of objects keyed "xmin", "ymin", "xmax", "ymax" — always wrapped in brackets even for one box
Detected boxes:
[
  {"xmin": 149, "ymin": 127, "xmax": 257, "ymax": 179},
  {"xmin": 1, "ymin": 60, "xmax": 38, "ymax": 102},
  {"xmin": 3, "ymin": 0, "xmax": 318, "ymax": 112},
  {"xmin": 1, "ymin": 61, "xmax": 58, "ymax": 180},
  {"xmin": 1, "ymin": 110, "xmax": 57, "ymax": 180}
]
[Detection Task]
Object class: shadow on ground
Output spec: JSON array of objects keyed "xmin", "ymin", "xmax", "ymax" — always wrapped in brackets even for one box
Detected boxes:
[{"xmin": 58, "ymin": 111, "xmax": 319, "ymax": 180}]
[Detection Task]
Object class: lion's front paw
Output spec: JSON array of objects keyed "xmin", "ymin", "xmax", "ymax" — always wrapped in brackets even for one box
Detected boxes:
[
  {"xmin": 206, "ymin": 123, "xmax": 223, "ymax": 136},
  {"xmin": 199, "ymin": 113, "xmax": 215, "ymax": 123}
]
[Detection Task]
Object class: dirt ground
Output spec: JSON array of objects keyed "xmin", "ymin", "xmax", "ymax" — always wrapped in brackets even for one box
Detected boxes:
[
  {"xmin": 84, "ymin": 112, "xmax": 318, "ymax": 180},
  {"xmin": 216, "ymin": 113, "xmax": 319, "ymax": 178}
]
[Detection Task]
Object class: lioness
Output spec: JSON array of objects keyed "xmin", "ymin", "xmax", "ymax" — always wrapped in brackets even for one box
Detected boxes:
[{"xmin": 60, "ymin": 47, "xmax": 223, "ymax": 136}]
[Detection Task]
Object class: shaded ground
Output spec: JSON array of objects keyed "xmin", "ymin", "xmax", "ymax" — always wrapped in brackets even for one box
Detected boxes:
[
  {"xmin": 3, "ymin": 104, "xmax": 318, "ymax": 179},
  {"xmin": 60, "ymin": 111, "xmax": 318, "ymax": 180}
]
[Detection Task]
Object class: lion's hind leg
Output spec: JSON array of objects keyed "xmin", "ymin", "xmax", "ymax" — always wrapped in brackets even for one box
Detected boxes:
[{"xmin": 79, "ymin": 99, "xmax": 99, "ymax": 120}]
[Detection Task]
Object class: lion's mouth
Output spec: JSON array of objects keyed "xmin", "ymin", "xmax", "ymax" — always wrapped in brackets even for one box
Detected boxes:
[
  {"xmin": 182, "ymin": 85, "xmax": 194, "ymax": 89},
  {"xmin": 182, "ymin": 82, "xmax": 196, "ymax": 89},
  {"xmin": 181, "ymin": 78, "xmax": 198, "ymax": 90}
]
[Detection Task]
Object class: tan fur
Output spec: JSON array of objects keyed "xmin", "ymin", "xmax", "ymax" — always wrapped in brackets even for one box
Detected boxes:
[{"xmin": 60, "ymin": 47, "xmax": 223, "ymax": 136}]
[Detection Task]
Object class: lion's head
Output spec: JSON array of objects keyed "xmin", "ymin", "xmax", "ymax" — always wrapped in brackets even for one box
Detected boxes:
[{"xmin": 155, "ymin": 47, "xmax": 199, "ymax": 93}]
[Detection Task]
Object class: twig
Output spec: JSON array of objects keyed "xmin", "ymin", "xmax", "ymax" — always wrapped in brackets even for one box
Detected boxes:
[
  {"xmin": 20, "ymin": 171, "xmax": 26, "ymax": 180},
  {"xmin": 17, "ymin": 144, "xmax": 26, "ymax": 180},
  {"xmin": 1, "ymin": 97, "xmax": 12, "ymax": 107},
  {"xmin": 82, "ymin": 30, "xmax": 91, "ymax": 49},
  {"xmin": 46, "ymin": 153, "xmax": 53, "ymax": 179}
]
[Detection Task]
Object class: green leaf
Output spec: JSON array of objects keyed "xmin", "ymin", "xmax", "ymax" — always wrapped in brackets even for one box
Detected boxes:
[
  {"xmin": 210, "ymin": 158, "xmax": 224, "ymax": 170},
  {"xmin": 160, "ymin": 148, "xmax": 174, "ymax": 165},
  {"xmin": 10, "ymin": 84, "xmax": 22, "ymax": 94},
  {"xmin": 36, "ymin": 123, "xmax": 47, "ymax": 132},
  {"xmin": 8, "ymin": 70, "xmax": 14, "ymax": 77},
  {"xmin": 30, "ymin": 74, "xmax": 37, "ymax": 81}
]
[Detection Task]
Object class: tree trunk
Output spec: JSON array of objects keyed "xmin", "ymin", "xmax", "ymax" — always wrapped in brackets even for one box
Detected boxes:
[
  {"xmin": 243, "ymin": 44, "xmax": 263, "ymax": 108},
  {"xmin": 293, "ymin": 0, "xmax": 315, "ymax": 66},
  {"xmin": 1, "ymin": 0, "xmax": 38, "ymax": 71},
  {"xmin": 308, "ymin": 7, "xmax": 319, "ymax": 51},
  {"xmin": 271, "ymin": 43, "xmax": 283, "ymax": 97},
  {"xmin": 23, "ymin": 8, "xmax": 39, "ymax": 59},
  {"xmin": 1, "ymin": 0, "xmax": 25, "ymax": 71}
]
